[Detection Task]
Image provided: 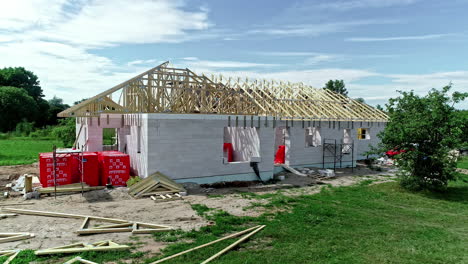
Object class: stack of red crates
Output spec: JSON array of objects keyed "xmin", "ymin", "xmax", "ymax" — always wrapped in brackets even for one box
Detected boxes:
[
  {"xmin": 39, "ymin": 151, "xmax": 130, "ymax": 187},
  {"xmin": 97, "ymin": 151, "xmax": 130, "ymax": 187},
  {"xmin": 39, "ymin": 153, "xmax": 73, "ymax": 187}
]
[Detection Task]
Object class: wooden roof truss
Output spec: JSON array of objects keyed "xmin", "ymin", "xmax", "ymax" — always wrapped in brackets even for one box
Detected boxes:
[{"xmin": 58, "ymin": 62, "xmax": 388, "ymax": 121}]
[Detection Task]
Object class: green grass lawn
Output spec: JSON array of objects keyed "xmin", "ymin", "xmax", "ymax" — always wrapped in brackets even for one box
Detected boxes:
[
  {"xmin": 457, "ymin": 156, "xmax": 468, "ymax": 169},
  {"xmin": 147, "ymin": 175, "xmax": 468, "ymax": 264},
  {"xmin": 0, "ymin": 176, "xmax": 466, "ymax": 263},
  {"xmin": 0, "ymin": 137, "xmax": 63, "ymax": 165}
]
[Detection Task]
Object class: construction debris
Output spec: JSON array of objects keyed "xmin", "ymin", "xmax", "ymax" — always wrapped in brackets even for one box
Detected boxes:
[
  {"xmin": 128, "ymin": 172, "xmax": 186, "ymax": 198},
  {"xmin": 281, "ymin": 165, "xmax": 308, "ymax": 177},
  {"xmin": 35, "ymin": 240, "xmax": 129, "ymax": 255},
  {"xmin": 1, "ymin": 208, "xmax": 174, "ymax": 235},
  {"xmin": 0, "ymin": 233, "xmax": 34, "ymax": 243},
  {"xmin": 0, "ymin": 250, "xmax": 20, "ymax": 264},
  {"xmin": 150, "ymin": 225, "xmax": 263, "ymax": 264},
  {"xmin": 150, "ymin": 193, "xmax": 183, "ymax": 203},
  {"xmin": 63, "ymin": 256, "xmax": 98, "ymax": 264}
]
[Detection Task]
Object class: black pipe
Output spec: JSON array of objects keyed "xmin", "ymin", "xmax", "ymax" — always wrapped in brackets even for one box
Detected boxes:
[{"xmin": 250, "ymin": 161, "xmax": 263, "ymax": 182}]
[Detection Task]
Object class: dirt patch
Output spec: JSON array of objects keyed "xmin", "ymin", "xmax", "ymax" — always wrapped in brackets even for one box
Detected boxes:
[{"xmin": 0, "ymin": 163, "xmax": 38, "ymax": 192}]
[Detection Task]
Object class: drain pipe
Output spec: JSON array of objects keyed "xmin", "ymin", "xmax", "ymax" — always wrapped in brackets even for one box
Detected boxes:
[{"xmin": 250, "ymin": 161, "xmax": 264, "ymax": 183}]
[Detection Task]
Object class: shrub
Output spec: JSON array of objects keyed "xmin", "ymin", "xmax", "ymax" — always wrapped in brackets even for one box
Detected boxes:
[
  {"xmin": 51, "ymin": 118, "xmax": 76, "ymax": 147},
  {"xmin": 378, "ymin": 85, "xmax": 467, "ymax": 191}
]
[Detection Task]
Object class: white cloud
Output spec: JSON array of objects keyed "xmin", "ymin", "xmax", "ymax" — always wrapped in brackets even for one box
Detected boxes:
[
  {"xmin": 0, "ymin": 0, "xmax": 212, "ymax": 104},
  {"xmin": 346, "ymin": 34, "xmax": 449, "ymax": 42},
  {"xmin": 127, "ymin": 59, "xmax": 159, "ymax": 66},
  {"xmin": 257, "ymin": 51, "xmax": 325, "ymax": 56},
  {"xmin": 0, "ymin": 0, "xmax": 67, "ymax": 30},
  {"xmin": 32, "ymin": 0, "xmax": 210, "ymax": 47},
  {"xmin": 181, "ymin": 58, "xmax": 281, "ymax": 69},
  {"xmin": 249, "ymin": 20, "xmax": 398, "ymax": 37},
  {"xmin": 316, "ymin": 0, "xmax": 418, "ymax": 11},
  {"xmin": 0, "ymin": 40, "xmax": 142, "ymax": 102},
  {"xmin": 348, "ymin": 71, "xmax": 468, "ymax": 108}
]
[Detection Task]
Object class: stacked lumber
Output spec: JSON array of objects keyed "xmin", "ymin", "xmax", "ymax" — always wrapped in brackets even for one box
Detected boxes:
[
  {"xmin": 128, "ymin": 172, "xmax": 185, "ymax": 198},
  {"xmin": 37, "ymin": 183, "xmax": 105, "ymax": 194}
]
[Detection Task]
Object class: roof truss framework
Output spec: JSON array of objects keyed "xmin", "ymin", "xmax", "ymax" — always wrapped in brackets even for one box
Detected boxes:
[{"xmin": 58, "ymin": 62, "xmax": 388, "ymax": 121}]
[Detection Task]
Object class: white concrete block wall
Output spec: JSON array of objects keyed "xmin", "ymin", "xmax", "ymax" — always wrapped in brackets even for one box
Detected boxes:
[
  {"xmin": 75, "ymin": 113, "xmax": 386, "ymax": 183},
  {"xmin": 276, "ymin": 120, "xmax": 386, "ymax": 168},
  {"xmin": 355, "ymin": 122, "xmax": 386, "ymax": 160},
  {"xmin": 144, "ymin": 114, "xmax": 275, "ymax": 182}
]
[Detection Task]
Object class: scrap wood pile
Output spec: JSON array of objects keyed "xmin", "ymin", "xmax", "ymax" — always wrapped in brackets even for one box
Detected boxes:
[{"xmin": 129, "ymin": 172, "xmax": 186, "ymax": 202}]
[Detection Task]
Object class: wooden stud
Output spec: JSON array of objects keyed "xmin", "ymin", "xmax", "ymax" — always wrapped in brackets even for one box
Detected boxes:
[{"xmin": 200, "ymin": 225, "xmax": 265, "ymax": 264}]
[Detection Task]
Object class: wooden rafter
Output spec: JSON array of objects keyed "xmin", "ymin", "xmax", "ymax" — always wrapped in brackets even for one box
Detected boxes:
[{"xmin": 58, "ymin": 62, "xmax": 388, "ymax": 122}]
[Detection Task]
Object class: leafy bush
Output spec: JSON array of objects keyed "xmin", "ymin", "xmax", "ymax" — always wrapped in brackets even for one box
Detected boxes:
[
  {"xmin": 14, "ymin": 119, "xmax": 35, "ymax": 136},
  {"xmin": 51, "ymin": 118, "xmax": 76, "ymax": 147},
  {"xmin": 378, "ymin": 85, "xmax": 467, "ymax": 191},
  {"xmin": 30, "ymin": 126, "xmax": 54, "ymax": 138}
]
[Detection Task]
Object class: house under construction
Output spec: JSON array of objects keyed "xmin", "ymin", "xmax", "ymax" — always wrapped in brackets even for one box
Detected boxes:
[{"xmin": 58, "ymin": 62, "xmax": 388, "ymax": 184}]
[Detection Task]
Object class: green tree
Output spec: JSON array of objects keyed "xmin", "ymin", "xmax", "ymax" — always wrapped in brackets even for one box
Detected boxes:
[
  {"xmin": 354, "ymin": 97, "xmax": 365, "ymax": 103},
  {"xmin": 379, "ymin": 85, "xmax": 467, "ymax": 191},
  {"xmin": 0, "ymin": 67, "xmax": 43, "ymax": 101},
  {"xmin": 0, "ymin": 86, "xmax": 38, "ymax": 132},
  {"xmin": 0, "ymin": 67, "xmax": 51, "ymax": 128},
  {"xmin": 323, "ymin": 80, "xmax": 348, "ymax": 96},
  {"xmin": 376, "ymin": 104, "xmax": 384, "ymax": 111},
  {"xmin": 48, "ymin": 96, "xmax": 70, "ymax": 126}
]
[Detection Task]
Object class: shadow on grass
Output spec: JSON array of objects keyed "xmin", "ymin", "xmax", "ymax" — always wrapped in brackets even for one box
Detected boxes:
[
  {"xmin": 422, "ymin": 186, "xmax": 468, "ymax": 203},
  {"xmin": 420, "ymin": 173, "xmax": 468, "ymax": 204}
]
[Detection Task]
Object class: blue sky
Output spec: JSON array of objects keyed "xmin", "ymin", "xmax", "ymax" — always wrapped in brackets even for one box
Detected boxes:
[{"xmin": 1, "ymin": 0, "xmax": 467, "ymax": 108}]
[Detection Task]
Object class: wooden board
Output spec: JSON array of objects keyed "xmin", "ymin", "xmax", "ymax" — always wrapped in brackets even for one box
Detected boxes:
[
  {"xmin": 0, "ymin": 233, "xmax": 34, "ymax": 243},
  {"xmin": 35, "ymin": 240, "xmax": 129, "ymax": 255},
  {"xmin": 64, "ymin": 256, "xmax": 98, "ymax": 264}
]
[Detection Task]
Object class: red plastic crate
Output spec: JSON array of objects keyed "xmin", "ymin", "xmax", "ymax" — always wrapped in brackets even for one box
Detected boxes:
[
  {"xmin": 39, "ymin": 153, "xmax": 73, "ymax": 187},
  {"xmin": 97, "ymin": 151, "xmax": 130, "ymax": 187}
]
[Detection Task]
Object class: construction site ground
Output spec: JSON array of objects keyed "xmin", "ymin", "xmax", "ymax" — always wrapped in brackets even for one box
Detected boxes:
[{"xmin": 0, "ymin": 163, "xmax": 397, "ymax": 261}]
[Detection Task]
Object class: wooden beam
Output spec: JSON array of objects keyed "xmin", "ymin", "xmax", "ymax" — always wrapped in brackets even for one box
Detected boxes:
[
  {"xmin": 200, "ymin": 225, "xmax": 265, "ymax": 264},
  {"xmin": 149, "ymin": 225, "xmax": 261, "ymax": 264},
  {"xmin": 35, "ymin": 240, "xmax": 129, "ymax": 255}
]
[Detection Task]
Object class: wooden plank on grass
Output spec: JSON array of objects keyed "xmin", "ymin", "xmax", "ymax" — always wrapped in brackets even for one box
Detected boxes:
[
  {"xmin": 200, "ymin": 225, "xmax": 265, "ymax": 264},
  {"xmin": 149, "ymin": 225, "xmax": 261, "ymax": 264}
]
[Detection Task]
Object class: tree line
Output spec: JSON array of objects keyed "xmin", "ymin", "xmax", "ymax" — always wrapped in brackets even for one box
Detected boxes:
[{"xmin": 0, "ymin": 67, "xmax": 70, "ymax": 133}]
